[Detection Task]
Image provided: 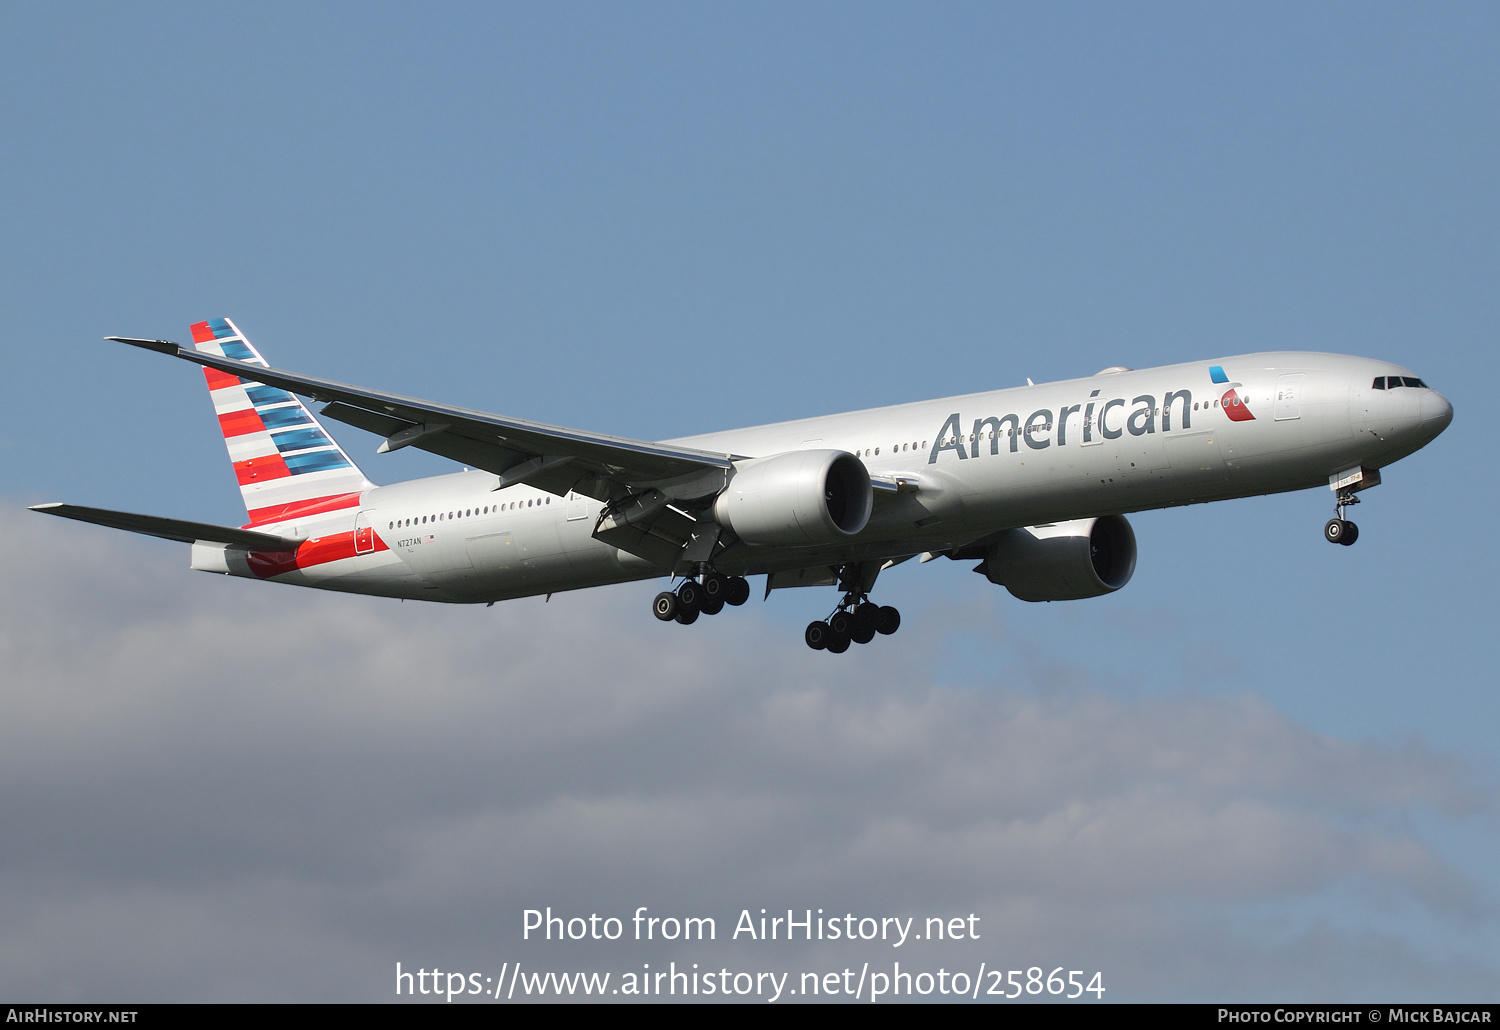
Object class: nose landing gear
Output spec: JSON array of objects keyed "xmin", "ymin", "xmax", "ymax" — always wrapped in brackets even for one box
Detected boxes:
[{"xmin": 1324, "ymin": 489, "xmax": 1360, "ymax": 546}]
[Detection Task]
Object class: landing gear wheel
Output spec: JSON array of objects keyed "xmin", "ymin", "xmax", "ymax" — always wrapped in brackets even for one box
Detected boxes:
[
  {"xmin": 876, "ymin": 606, "xmax": 901, "ymax": 635},
  {"xmin": 851, "ymin": 601, "xmax": 878, "ymax": 644},
  {"xmin": 652, "ymin": 591, "xmax": 678, "ymax": 622},
  {"xmin": 676, "ymin": 579, "xmax": 703, "ymax": 611},
  {"xmin": 726, "ymin": 577, "xmax": 751, "ymax": 606},
  {"xmin": 701, "ymin": 573, "xmax": 731, "ymax": 603},
  {"xmin": 699, "ymin": 596, "xmax": 725, "ymax": 616},
  {"xmin": 805, "ymin": 621, "xmax": 830, "ymax": 650},
  {"xmin": 1324, "ymin": 518, "xmax": 1347, "ymax": 544},
  {"xmin": 829, "ymin": 610, "xmax": 855, "ymax": 638},
  {"xmin": 1339, "ymin": 521, "xmax": 1359, "ymax": 546},
  {"xmin": 826, "ymin": 629, "xmax": 851, "ymax": 654},
  {"xmin": 674, "ymin": 606, "xmax": 699, "ymax": 625}
]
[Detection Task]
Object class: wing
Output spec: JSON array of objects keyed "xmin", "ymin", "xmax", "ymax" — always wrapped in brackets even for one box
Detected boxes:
[{"xmin": 107, "ymin": 337, "xmax": 736, "ymax": 503}]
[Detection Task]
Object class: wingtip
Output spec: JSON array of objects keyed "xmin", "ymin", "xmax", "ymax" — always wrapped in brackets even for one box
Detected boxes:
[
  {"xmin": 105, "ymin": 336, "xmax": 181, "ymax": 356},
  {"xmin": 29, "ymin": 502, "xmax": 64, "ymax": 513}
]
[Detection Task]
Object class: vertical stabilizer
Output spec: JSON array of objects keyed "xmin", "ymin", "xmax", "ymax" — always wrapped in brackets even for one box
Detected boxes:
[{"xmin": 191, "ymin": 318, "xmax": 374, "ymax": 526}]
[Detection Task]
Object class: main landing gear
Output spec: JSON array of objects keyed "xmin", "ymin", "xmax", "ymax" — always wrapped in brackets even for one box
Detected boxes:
[
  {"xmin": 652, "ymin": 571, "xmax": 751, "ymax": 625},
  {"xmin": 1324, "ymin": 489, "xmax": 1360, "ymax": 546},
  {"xmin": 803, "ymin": 595, "xmax": 900, "ymax": 654}
]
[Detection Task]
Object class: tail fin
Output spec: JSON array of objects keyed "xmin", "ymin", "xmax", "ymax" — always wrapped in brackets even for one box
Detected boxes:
[{"xmin": 190, "ymin": 318, "xmax": 374, "ymax": 526}]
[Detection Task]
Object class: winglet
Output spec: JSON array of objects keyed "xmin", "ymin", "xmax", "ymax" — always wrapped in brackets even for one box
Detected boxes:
[{"xmin": 106, "ymin": 336, "xmax": 181, "ymax": 356}]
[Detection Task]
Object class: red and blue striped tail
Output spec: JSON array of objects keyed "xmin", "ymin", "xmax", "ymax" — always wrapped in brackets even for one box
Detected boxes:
[{"xmin": 191, "ymin": 318, "xmax": 373, "ymax": 527}]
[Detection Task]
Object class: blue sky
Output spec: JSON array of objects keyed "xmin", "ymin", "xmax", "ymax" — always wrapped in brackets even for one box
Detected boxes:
[{"xmin": 2, "ymin": 2, "xmax": 1496, "ymax": 1001}]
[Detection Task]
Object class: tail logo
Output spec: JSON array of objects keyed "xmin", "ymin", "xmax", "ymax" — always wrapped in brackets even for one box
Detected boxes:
[
  {"xmin": 1209, "ymin": 365, "xmax": 1256, "ymax": 422},
  {"xmin": 190, "ymin": 318, "xmax": 372, "ymax": 525}
]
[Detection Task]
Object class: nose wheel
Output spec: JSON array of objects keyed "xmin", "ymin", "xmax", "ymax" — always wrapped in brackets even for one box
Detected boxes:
[
  {"xmin": 1324, "ymin": 490, "xmax": 1360, "ymax": 546},
  {"xmin": 1324, "ymin": 518, "xmax": 1358, "ymax": 545}
]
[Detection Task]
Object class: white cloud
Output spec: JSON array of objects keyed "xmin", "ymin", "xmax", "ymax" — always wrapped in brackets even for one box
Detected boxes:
[{"xmin": 0, "ymin": 507, "xmax": 1492, "ymax": 1001}]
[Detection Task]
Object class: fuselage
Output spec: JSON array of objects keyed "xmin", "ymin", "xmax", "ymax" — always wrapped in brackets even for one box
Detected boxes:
[{"xmin": 190, "ymin": 351, "xmax": 1452, "ymax": 603}]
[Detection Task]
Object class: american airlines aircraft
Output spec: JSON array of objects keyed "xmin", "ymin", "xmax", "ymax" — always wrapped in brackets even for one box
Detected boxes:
[{"xmin": 34, "ymin": 318, "xmax": 1452, "ymax": 653}]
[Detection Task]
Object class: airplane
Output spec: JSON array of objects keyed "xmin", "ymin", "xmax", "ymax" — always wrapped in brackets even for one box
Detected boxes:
[{"xmin": 33, "ymin": 318, "xmax": 1453, "ymax": 653}]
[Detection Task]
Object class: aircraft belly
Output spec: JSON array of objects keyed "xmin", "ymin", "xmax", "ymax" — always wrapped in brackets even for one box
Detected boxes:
[{"xmin": 431, "ymin": 515, "xmax": 654, "ymax": 603}]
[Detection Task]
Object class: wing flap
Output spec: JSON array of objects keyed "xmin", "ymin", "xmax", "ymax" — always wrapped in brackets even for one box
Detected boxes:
[{"xmin": 30, "ymin": 503, "xmax": 300, "ymax": 550}]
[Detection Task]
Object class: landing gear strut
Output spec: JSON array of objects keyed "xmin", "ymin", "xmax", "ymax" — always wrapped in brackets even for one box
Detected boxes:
[{"xmin": 1324, "ymin": 490, "xmax": 1360, "ymax": 546}]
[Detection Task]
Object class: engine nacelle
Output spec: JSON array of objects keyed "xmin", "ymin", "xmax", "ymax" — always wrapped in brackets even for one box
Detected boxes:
[
  {"xmin": 713, "ymin": 449, "xmax": 873, "ymax": 546},
  {"xmin": 981, "ymin": 515, "xmax": 1137, "ymax": 601}
]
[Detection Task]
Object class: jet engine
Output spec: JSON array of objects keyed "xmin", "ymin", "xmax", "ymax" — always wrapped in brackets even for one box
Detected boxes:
[
  {"xmin": 979, "ymin": 515, "xmax": 1136, "ymax": 601},
  {"xmin": 713, "ymin": 449, "xmax": 873, "ymax": 546}
]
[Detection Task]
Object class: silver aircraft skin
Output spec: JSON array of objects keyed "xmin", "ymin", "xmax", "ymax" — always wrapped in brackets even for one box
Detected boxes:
[{"xmin": 35, "ymin": 321, "xmax": 1453, "ymax": 650}]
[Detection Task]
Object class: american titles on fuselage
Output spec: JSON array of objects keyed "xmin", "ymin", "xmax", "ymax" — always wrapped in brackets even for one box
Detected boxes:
[{"xmin": 921, "ymin": 364, "xmax": 1255, "ymax": 466}]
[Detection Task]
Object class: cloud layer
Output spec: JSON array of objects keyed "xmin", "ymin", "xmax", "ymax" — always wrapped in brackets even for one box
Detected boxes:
[{"xmin": 0, "ymin": 508, "xmax": 1491, "ymax": 1001}]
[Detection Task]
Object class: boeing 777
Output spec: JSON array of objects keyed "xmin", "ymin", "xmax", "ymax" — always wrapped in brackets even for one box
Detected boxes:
[{"xmin": 33, "ymin": 318, "xmax": 1453, "ymax": 652}]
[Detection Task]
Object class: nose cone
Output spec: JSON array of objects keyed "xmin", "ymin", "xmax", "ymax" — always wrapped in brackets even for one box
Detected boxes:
[{"xmin": 1421, "ymin": 389, "xmax": 1454, "ymax": 434}]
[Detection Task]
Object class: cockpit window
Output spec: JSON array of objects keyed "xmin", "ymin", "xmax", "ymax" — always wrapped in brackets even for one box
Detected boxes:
[{"xmin": 1374, "ymin": 374, "xmax": 1428, "ymax": 389}]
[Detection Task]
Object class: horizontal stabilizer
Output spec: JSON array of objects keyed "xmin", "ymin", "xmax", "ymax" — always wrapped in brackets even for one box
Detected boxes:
[{"xmin": 30, "ymin": 503, "xmax": 300, "ymax": 550}]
